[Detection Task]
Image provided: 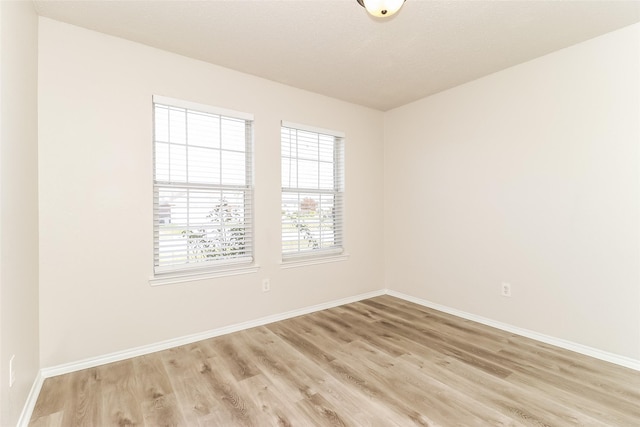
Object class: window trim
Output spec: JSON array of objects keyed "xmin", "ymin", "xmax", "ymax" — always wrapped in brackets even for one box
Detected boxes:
[
  {"xmin": 280, "ymin": 252, "xmax": 350, "ymax": 269},
  {"xmin": 151, "ymin": 95, "xmax": 255, "ymax": 282},
  {"xmin": 149, "ymin": 263, "xmax": 260, "ymax": 287},
  {"xmin": 281, "ymin": 121, "xmax": 345, "ymax": 139},
  {"xmin": 280, "ymin": 120, "xmax": 345, "ymax": 262},
  {"xmin": 153, "ymin": 95, "xmax": 254, "ymax": 122}
]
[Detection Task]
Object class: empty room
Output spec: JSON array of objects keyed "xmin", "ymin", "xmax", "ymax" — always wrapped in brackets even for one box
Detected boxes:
[{"xmin": 1, "ymin": 0, "xmax": 639, "ymax": 426}]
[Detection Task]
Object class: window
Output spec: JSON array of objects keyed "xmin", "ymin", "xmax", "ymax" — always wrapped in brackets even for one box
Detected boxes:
[
  {"xmin": 153, "ymin": 96, "xmax": 253, "ymax": 278},
  {"xmin": 281, "ymin": 121, "xmax": 344, "ymax": 259}
]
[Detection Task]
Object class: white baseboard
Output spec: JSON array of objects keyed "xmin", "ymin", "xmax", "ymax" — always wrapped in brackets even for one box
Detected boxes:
[
  {"xmin": 40, "ymin": 289, "xmax": 386, "ymax": 379},
  {"xmin": 20, "ymin": 289, "xmax": 383, "ymax": 425},
  {"xmin": 22, "ymin": 286, "xmax": 640, "ymax": 425},
  {"xmin": 16, "ymin": 371, "xmax": 44, "ymax": 427},
  {"xmin": 386, "ymin": 289, "xmax": 640, "ymax": 372}
]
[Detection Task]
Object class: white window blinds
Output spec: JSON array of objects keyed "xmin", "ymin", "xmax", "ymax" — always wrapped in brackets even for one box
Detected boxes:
[
  {"xmin": 281, "ymin": 121, "xmax": 344, "ymax": 258},
  {"xmin": 153, "ymin": 96, "xmax": 253, "ymax": 275}
]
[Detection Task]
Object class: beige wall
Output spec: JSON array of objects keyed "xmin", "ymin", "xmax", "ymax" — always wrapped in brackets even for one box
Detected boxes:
[
  {"xmin": 38, "ymin": 18, "xmax": 385, "ymax": 368},
  {"xmin": 34, "ymin": 15, "xmax": 640, "ymax": 372},
  {"xmin": 384, "ymin": 24, "xmax": 640, "ymax": 359},
  {"xmin": 0, "ymin": 1, "xmax": 40, "ymax": 425}
]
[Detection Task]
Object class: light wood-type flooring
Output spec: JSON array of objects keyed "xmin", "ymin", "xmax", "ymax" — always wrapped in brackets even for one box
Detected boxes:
[{"xmin": 29, "ymin": 295, "xmax": 640, "ymax": 426}]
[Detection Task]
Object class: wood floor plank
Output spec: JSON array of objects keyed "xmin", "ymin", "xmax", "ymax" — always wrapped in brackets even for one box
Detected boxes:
[
  {"xmin": 229, "ymin": 326, "xmax": 323, "ymax": 403},
  {"xmin": 499, "ymin": 341, "xmax": 640, "ymax": 404},
  {"xmin": 398, "ymin": 352, "xmax": 607, "ymax": 427},
  {"xmin": 30, "ymin": 374, "xmax": 70, "ymax": 422},
  {"xmin": 365, "ymin": 296, "xmax": 511, "ymax": 352},
  {"xmin": 133, "ymin": 353, "xmax": 186, "ymax": 426},
  {"xmin": 505, "ymin": 370, "xmax": 638, "ymax": 426},
  {"xmin": 245, "ymin": 326, "xmax": 413, "ymax": 426},
  {"xmin": 323, "ymin": 306, "xmax": 409, "ymax": 358},
  {"xmin": 197, "ymin": 351, "xmax": 262, "ymax": 425},
  {"xmin": 160, "ymin": 344, "xmax": 232, "ymax": 425},
  {"xmin": 206, "ymin": 333, "xmax": 261, "ymax": 382},
  {"xmin": 295, "ymin": 393, "xmax": 351, "ymax": 426},
  {"xmin": 29, "ymin": 296, "xmax": 640, "ymax": 426},
  {"xmin": 98, "ymin": 360, "xmax": 144, "ymax": 426},
  {"xmin": 60, "ymin": 367, "xmax": 102, "ymax": 427},
  {"xmin": 327, "ymin": 354, "xmax": 441, "ymax": 425},
  {"xmin": 267, "ymin": 320, "xmax": 337, "ymax": 365},
  {"xmin": 372, "ymin": 311, "xmax": 515, "ymax": 379},
  {"xmin": 334, "ymin": 340, "xmax": 516, "ymax": 427},
  {"xmin": 234, "ymin": 373, "xmax": 306, "ymax": 426},
  {"xmin": 28, "ymin": 411, "xmax": 64, "ymax": 427}
]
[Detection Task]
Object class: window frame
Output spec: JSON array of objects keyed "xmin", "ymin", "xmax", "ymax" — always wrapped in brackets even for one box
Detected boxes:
[
  {"xmin": 280, "ymin": 120, "xmax": 346, "ymax": 263},
  {"xmin": 150, "ymin": 95, "xmax": 257, "ymax": 285}
]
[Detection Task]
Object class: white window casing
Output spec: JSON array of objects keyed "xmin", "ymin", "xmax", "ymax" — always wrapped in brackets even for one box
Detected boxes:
[
  {"xmin": 281, "ymin": 121, "xmax": 345, "ymax": 261},
  {"xmin": 152, "ymin": 96, "xmax": 255, "ymax": 282}
]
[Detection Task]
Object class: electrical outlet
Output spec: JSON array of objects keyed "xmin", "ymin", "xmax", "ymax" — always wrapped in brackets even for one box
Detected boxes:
[
  {"xmin": 262, "ymin": 278, "xmax": 270, "ymax": 292},
  {"xmin": 9, "ymin": 355, "xmax": 15, "ymax": 387},
  {"xmin": 501, "ymin": 282, "xmax": 512, "ymax": 297}
]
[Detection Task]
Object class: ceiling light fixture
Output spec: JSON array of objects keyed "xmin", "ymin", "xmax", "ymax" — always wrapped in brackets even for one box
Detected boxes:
[{"xmin": 357, "ymin": 0, "xmax": 406, "ymax": 18}]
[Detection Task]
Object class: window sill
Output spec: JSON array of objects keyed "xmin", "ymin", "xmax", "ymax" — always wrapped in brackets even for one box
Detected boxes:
[
  {"xmin": 150, "ymin": 264, "xmax": 260, "ymax": 286},
  {"xmin": 280, "ymin": 253, "xmax": 350, "ymax": 269}
]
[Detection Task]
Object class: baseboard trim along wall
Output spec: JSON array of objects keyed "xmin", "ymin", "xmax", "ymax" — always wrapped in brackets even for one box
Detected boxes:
[
  {"xmin": 386, "ymin": 289, "xmax": 640, "ymax": 372},
  {"xmin": 18, "ymin": 289, "xmax": 386, "ymax": 426},
  {"xmin": 17, "ymin": 371, "xmax": 45, "ymax": 427},
  {"xmin": 20, "ymin": 287, "xmax": 640, "ymax": 426},
  {"xmin": 40, "ymin": 289, "xmax": 387, "ymax": 379}
]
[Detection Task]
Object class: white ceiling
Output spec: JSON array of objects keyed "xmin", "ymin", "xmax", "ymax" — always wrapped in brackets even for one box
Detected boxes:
[{"xmin": 33, "ymin": 0, "xmax": 640, "ymax": 111}]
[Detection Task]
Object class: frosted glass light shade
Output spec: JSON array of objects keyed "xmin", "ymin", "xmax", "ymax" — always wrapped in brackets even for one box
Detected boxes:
[{"xmin": 360, "ymin": 0, "xmax": 405, "ymax": 17}]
